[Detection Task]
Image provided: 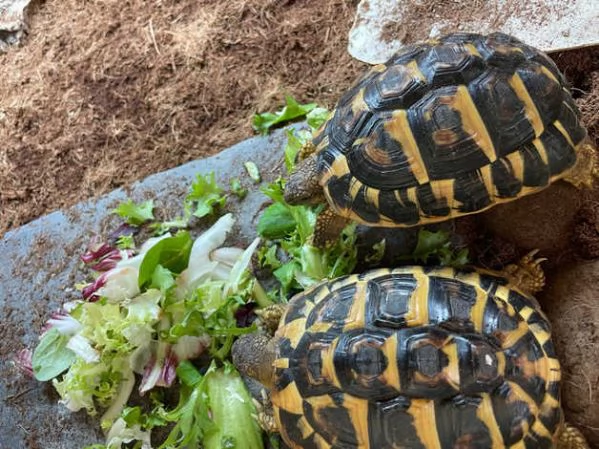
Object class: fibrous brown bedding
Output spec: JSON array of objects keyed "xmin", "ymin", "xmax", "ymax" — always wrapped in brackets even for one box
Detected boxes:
[{"xmin": 0, "ymin": 0, "xmax": 363, "ymax": 236}]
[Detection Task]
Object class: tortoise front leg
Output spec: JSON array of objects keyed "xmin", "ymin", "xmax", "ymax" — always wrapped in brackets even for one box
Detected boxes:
[
  {"xmin": 556, "ymin": 423, "xmax": 590, "ymax": 449},
  {"xmin": 253, "ymin": 388, "xmax": 279, "ymax": 435},
  {"xmin": 312, "ymin": 206, "xmax": 350, "ymax": 247}
]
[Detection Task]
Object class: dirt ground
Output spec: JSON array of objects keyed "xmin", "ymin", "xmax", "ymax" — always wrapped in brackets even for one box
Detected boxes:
[{"xmin": 0, "ymin": 0, "xmax": 364, "ymax": 236}]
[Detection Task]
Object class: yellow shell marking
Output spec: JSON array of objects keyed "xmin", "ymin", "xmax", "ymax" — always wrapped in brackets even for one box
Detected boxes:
[
  {"xmin": 554, "ymin": 120, "xmax": 576, "ymax": 148},
  {"xmin": 508, "ymin": 73, "xmax": 544, "ymax": 137},
  {"xmin": 431, "ymin": 178, "xmax": 455, "ymax": 208},
  {"xmin": 531, "ymin": 418, "xmax": 554, "ymax": 440},
  {"xmin": 404, "ymin": 268, "xmax": 430, "ymax": 327},
  {"xmin": 405, "ymin": 186, "xmax": 421, "ymax": 214},
  {"xmin": 380, "ymin": 333, "xmax": 401, "ymax": 391},
  {"xmin": 342, "ymin": 281, "xmax": 368, "ymax": 331},
  {"xmin": 296, "ymin": 414, "xmax": 316, "ymax": 440},
  {"xmin": 518, "ymin": 305, "xmax": 535, "ymax": 321},
  {"xmin": 540, "ymin": 65, "xmax": 560, "ymax": 84},
  {"xmin": 305, "ymin": 395, "xmax": 370, "ymax": 447},
  {"xmin": 505, "ymin": 151, "xmax": 525, "ymax": 184},
  {"xmin": 319, "ymin": 151, "xmax": 350, "ymax": 187},
  {"xmin": 476, "ymin": 393, "xmax": 506, "ymax": 449},
  {"xmin": 532, "ymin": 138, "xmax": 549, "ymax": 165},
  {"xmin": 500, "ymin": 320, "xmax": 531, "ymax": 349},
  {"xmin": 440, "ymin": 338, "xmax": 460, "ymax": 389},
  {"xmin": 465, "ymin": 43, "xmax": 482, "ymax": 57},
  {"xmin": 409, "ymin": 399, "xmax": 442, "ymax": 449},
  {"xmin": 272, "ymin": 380, "xmax": 304, "ymax": 415},
  {"xmin": 405, "ymin": 59, "xmax": 427, "ymax": 81},
  {"xmin": 385, "ymin": 110, "xmax": 430, "ymax": 184},
  {"xmin": 365, "ymin": 186, "xmax": 380, "ymax": 209},
  {"xmin": 479, "ymin": 164, "xmax": 496, "ymax": 200},
  {"xmin": 319, "ymin": 338, "xmax": 342, "ymax": 389},
  {"xmin": 496, "ymin": 351, "xmax": 506, "ymax": 376},
  {"xmin": 444, "ymin": 85, "xmax": 497, "ymax": 163},
  {"xmin": 308, "ymin": 321, "xmax": 333, "ymax": 334},
  {"xmin": 351, "ymin": 89, "xmax": 367, "ymax": 116},
  {"xmin": 273, "ymin": 358, "xmax": 289, "ymax": 369},
  {"xmin": 281, "ymin": 317, "xmax": 308, "ymax": 349},
  {"xmin": 469, "ymin": 286, "xmax": 490, "ymax": 332}
]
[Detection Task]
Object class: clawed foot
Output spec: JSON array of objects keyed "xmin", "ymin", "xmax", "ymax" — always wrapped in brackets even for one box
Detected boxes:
[
  {"xmin": 501, "ymin": 249, "xmax": 546, "ymax": 295},
  {"xmin": 252, "ymin": 388, "xmax": 278, "ymax": 434},
  {"xmin": 256, "ymin": 304, "xmax": 286, "ymax": 336}
]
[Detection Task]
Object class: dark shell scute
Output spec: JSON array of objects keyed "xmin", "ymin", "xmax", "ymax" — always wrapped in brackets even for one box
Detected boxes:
[
  {"xmin": 467, "ymin": 70, "xmax": 535, "ymax": 158},
  {"xmin": 417, "ymin": 41, "xmax": 486, "ymax": 88}
]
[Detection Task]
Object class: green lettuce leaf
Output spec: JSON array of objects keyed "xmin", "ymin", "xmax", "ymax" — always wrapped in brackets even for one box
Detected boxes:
[
  {"xmin": 244, "ymin": 161, "xmax": 261, "ymax": 183},
  {"xmin": 185, "ymin": 172, "xmax": 227, "ymax": 218},
  {"xmin": 32, "ymin": 328, "xmax": 77, "ymax": 381},
  {"xmin": 138, "ymin": 231, "xmax": 193, "ymax": 289},
  {"xmin": 158, "ymin": 362, "xmax": 263, "ymax": 449},
  {"xmin": 411, "ymin": 229, "xmax": 469, "ymax": 267},
  {"xmin": 112, "ymin": 200, "xmax": 155, "ymax": 226},
  {"xmin": 252, "ymin": 95, "xmax": 316, "ymax": 135}
]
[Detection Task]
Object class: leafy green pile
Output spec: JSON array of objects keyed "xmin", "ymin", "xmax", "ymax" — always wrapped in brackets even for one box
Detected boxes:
[{"xmin": 23, "ymin": 97, "xmax": 468, "ymax": 449}]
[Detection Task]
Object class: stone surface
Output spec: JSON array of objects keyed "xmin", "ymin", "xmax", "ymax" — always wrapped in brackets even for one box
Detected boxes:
[
  {"xmin": 0, "ymin": 127, "xmax": 290, "ymax": 448},
  {"xmin": 348, "ymin": 0, "xmax": 599, "ymax": 64},
  {"xmin": 0, "ymin": 0, "xmax": 31, "ymax": 51}
]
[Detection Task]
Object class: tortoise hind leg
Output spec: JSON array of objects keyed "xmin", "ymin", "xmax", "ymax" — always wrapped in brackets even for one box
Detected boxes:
[
  {"xmin": 557, "ymin": 423, "xmax": 590, "ymax": 449},
  {"xmin": 563, "ymin": 141, "xmax": 597, "ymax": 189},
  {"xmin": 501, "ymin": 249, "xmax": 546, "ymax": 295}
]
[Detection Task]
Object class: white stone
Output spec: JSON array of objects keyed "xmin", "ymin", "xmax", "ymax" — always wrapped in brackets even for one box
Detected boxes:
[{"xmin": 349, "ymin": 0, "xmax": 599, "ymax": 64}]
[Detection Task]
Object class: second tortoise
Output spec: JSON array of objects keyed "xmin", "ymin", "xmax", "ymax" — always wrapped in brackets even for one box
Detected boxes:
[
  {"xmin": 233, "ymin": 260, "xmax": 589, "ymax": 448},
  {"xmin": 283, "ymin": 32, "xmax": 595, "ymax": 244}
]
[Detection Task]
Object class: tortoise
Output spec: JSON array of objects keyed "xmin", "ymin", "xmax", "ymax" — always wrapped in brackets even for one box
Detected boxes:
[
  {"xmin": 283, "ymin": 32, "xmax": 596, "ymax": 244},
  {"xmin": 232, "ymin": 257, "xmax": 590, "ymax": 449}
]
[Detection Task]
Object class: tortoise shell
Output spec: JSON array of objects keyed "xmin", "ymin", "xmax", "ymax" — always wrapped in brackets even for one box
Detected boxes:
[
  {"xmin": 313, "ymin": 32, "xmax": 587, "ymax": 226},
  {"xmin": 271, "ymin": 267, "xmax": 561, "ymax": 448}
]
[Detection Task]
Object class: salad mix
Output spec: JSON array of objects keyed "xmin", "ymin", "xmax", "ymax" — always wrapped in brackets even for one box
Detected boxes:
[{"xmin": 17, "ymin": 100, "xmax": 467, "ymax": 448}]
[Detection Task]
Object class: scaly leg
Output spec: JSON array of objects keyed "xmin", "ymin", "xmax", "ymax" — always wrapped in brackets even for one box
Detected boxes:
[
  {"xmin": 556, "ymin": 423, "xmax": 590, "ymax": 449},
  {"xmin": 501, "ymin": 249, "xmax": 546, "ymax": 295},
  {"xmin": 563, "ymin": 141, "xmax": 596, "ymax": 189},
  {"xmin": 255, "ymin": 304, "xmax": 287, "ymax": 336},
  {"xmin": 252, "ymin": 388, "xmax": 278, "ymax": 434},
  {"xmin": 312, "ymin": 206, "xmax": 350, "ymax": 248},
  {"xmin": 298, "ymin": 141, "xmax": 317, "ymax": 161}
]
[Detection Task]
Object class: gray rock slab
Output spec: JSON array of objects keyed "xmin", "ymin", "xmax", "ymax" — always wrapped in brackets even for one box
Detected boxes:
[{"xmin": 0, "ymin": 127, "xmax": 291, "ymax": 449}]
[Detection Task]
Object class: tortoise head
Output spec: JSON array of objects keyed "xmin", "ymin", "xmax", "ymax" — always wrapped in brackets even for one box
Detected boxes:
[
  {"xmin": 283, "ymin": 154, "xmax": 326, "ymax": 205},
  {"xmin": 232, "ymin": 333, "xmax": 277, "ymax": 389}
]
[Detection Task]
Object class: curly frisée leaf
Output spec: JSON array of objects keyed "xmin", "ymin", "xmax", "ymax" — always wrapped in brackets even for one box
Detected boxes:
[
  {"xmin": 185, "ymin": 172, "xmax": 227, "ymax": 218},
  {"xmin": 112, "ymin": 199, "xmax": 155, "ymax": 226},
  {"xmin": 257, "ymin": 180, "xmax": 357, "ymax": 296},
  {"xmin": 411, "ymin": 229, "xmax": 469, "ymax": 267}
]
